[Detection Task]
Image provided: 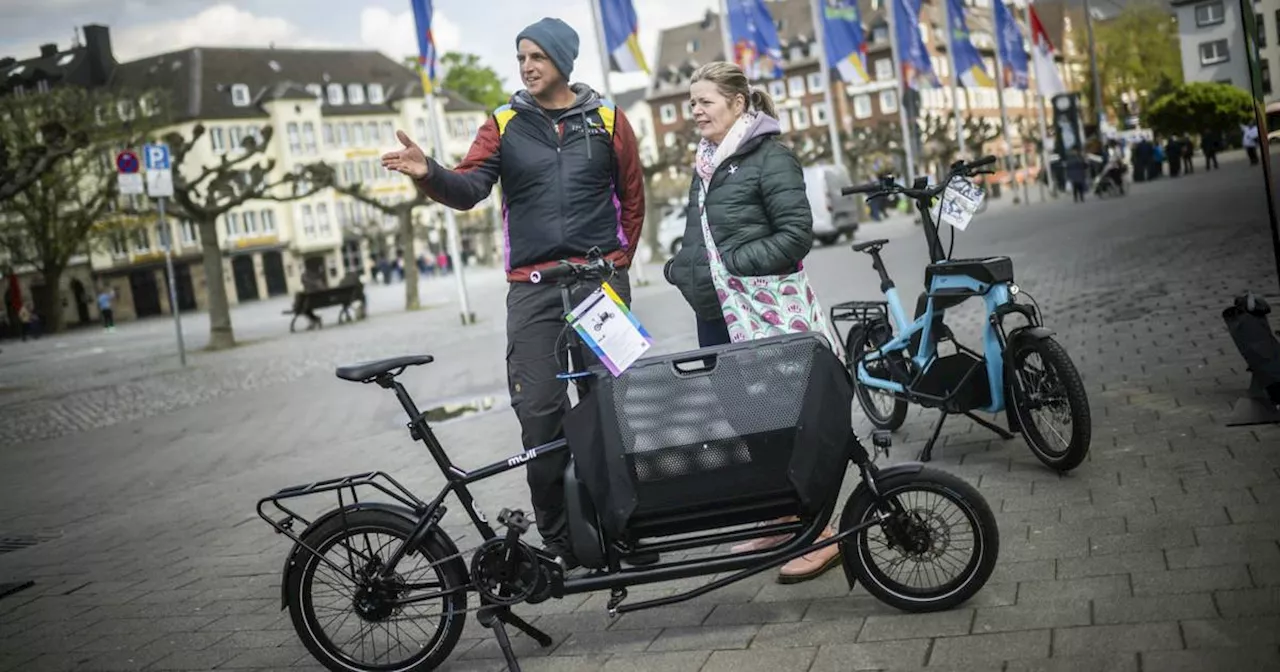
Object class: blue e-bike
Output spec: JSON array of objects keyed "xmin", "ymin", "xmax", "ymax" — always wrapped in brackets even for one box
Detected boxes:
[{"xmin": 830, "ymin": 156, "xmax": 1091, "ymax": 472}]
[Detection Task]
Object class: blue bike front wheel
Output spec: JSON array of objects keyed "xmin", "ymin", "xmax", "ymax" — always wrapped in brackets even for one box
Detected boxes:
[{"xmin": 846, "ymin": 322, "xmax": 909, "ymax": 431}]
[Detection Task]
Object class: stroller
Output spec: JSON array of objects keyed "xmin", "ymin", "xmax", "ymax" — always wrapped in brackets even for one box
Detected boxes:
[{"xmin": 1090, "ymin": 154, "xmax": 1127, "ymax": 198}]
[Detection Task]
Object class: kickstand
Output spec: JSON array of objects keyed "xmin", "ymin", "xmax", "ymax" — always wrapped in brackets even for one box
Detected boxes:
[
  {"xmin": 918, "ymin": 412, "xmax": 948, "ymax": 462},
  {"xmin": 477, "ymin": 604, "xmax": 555, "ymax": 672},
  {"xmin": 964, "ymin": 411, "xmax": 1016, "ymax": 440}
]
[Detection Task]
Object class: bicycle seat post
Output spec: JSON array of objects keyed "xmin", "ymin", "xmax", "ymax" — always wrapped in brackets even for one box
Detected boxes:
[{"xmin": 869, "ymin": 248, "xmax": 894, "ymax": 293}]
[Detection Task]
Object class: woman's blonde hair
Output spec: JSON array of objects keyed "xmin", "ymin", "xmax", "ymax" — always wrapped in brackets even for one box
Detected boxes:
[{"xmin": 689, "ymin": 61, "xmax": 778, "ymax": 119}]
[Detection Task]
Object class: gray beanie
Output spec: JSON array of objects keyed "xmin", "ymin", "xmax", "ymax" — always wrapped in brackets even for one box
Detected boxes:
[{"xmin": 516, "ymin": 17, "xmax": 579, "ymax": 80}]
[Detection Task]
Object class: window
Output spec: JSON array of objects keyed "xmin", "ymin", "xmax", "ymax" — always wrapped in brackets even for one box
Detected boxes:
[
  {"xmin": 778, "ymin": 112, "xmax": 791, "ymax": 132},
  {"xmin": 1264, "ymin": 56, "xmax": 1273, "ymax": 95},
  {"xmin": 301, "ymin": 205, "xmax": 316, "ymax": 237},
  {"xmin": 368, "ymin": 83, "xmax": 385, "ymax": 104},
  {"xmin": 1200, "ymin": 39, "xmax": 1230, "ymax": 65},
  {"xmin": 132, "ymin": 229, "xmax": 150, "ymax": 252},
  {"xmin": 210, "ymin": 127, "xmax": 226, "ymax": 153},
  {"xmin": 306, "ymin": 83, "xmax": 323, "ymax": 104},
  {"xmin": 336, "ymin": 201, "xmax": 349, "ymax": 228},
  {"xmin": 1276, "ymin": 9, "xmax": 1280, "ymax": 44},
  {"xmin": 360, "ymin": 160, "xmax": 374, "ymax": 182},
  {"xmin": 154, "ymin": 223, "xmax": 171, "ymax": 250},
  {"xmin": 789, "ymin": 46, "xmax": 805, "ymax": 61},
  {"xmin": 686, "ymin": 39, "xmax": 700, "ymax": 53},
  {"xmin": 880, "ymin": 89, "xmax": 898, "ymax": 114},
  {"xmin": 225, "ymin": 212, "xmax": 241, "ymax": 238},
  {"xmin": 229, "ymin": 126, "xmax": 243, "ymax": 152},
  {"xmin": 317, "ymin": 204, "xmax": 332, "ymax": 235},
  {"xmin": 347, "ymin": 84, "xmax": 366, "ymax": 105},
  {"xmin": 261, "ymin": 209, "xmax": 276, "ymax": 233},
  {"xmin": 414, "ymin": 118, "xmax": 428, "ymax": 140},
  {"xmin": 660, "ymin": 103, "xmax": 677, "ymax": 123},
  {"xmin": 1196, "ymin": 1, "xmax": 1225, "ymax": 26},
  {"xmin": 807, "ymin": 72, "xmax": 825, "ymax": 93},
  {"xmin": 871, "ymin": 24, "xmax": 889, "ymax": 44},
  {"xmin": 663, "ymin": 131, "xmax": 676, "ymax": 147},
  {"xmin": 812, "ymin": 102, "xmax": 829, "ymax": 126},
  {"xmin": 875, "ymin": 59, "xmax": 893, "ymax": 81},
  {"xmin": 286, "ymin": 122, "xmax": 302, "ymax": 154},
  {"xmin": 230, "ymin": 83, "xmax": 251, "ymax": 107},
  {"xmin": 323, "ymin": 123, "xmax": 334, "ymax": 145},
  {"xmin": 381, "ymin": 121, "xmax": 394, "ymax": 142},
  {"xmin": 302, "ymin": 122, "xmax": 317, "ymax": 154},
  {"xmin": 338, "ymin": 123, "xmax": 350, "ymax": 146},
  {"xmin": 788, "ymin": 75, "xmax": 806, "ymax": 98},
  {"xmin": 343, "ymin": 240, "xmax": 362, "ymax": 274},
  {"xmin": 353, "ymin": 123, "xmax": 365, "ymax": 146},
  {"xmin": 366, "ymin": 121, "xmax": 379, "ymax": 144},
  {"xmin": 342, "ymin": 161, "xmax": 356, "ymax": 186},
  {"xmin": 1259, "ymin": 14, "xmax": 1268, "ymax": 48},
  {"xmin": 327, "ymin": 83, "xmax": 345, "ymax": 105},
  {"xmin": 682, "ymin": 100, "xmax": 693, "ymax": 119},
  {"xmin": 853, "ymin": 94, "xmax": 873, "ymax": 119},
  {"xmin": 769, "ymin": 80, "xmax": 787, "ymax": 99},
  {"xmin": 110, "ymin": 232, "xmax": 128, "ymax": 257},
  {"xmin": 793, "ymin": 106, "xmax": 811, "ymax": 130}
]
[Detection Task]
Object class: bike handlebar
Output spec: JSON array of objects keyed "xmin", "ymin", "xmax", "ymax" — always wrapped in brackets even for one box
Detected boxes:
[
  {"xmin": 841, "ymin": 155, "xmax": 1000, "ymax": 200},
  {"xmin": 528, "ymin": 256, "xmax": 616, "ymax": 286}
]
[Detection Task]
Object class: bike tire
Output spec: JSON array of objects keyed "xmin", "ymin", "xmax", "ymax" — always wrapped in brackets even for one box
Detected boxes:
[
  {"xmin": 846, "ymin": 323, "xmax": 909, "ymax": 431},
  {"xmin": 285, "ymin": 509, "xmax": 468, "ymax": 672},
  {"xmin": 840, "ymin": 468, "xmax": 998, "ymax": 612},
  {"xmin": 1009, "ymin": 336, "xmax": 1092, "ymax": 472}
]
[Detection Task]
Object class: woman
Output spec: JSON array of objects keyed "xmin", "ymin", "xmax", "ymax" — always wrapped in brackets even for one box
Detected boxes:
[{"xmin": 662, "ymin": 61, "xmax": 839, "ymax": 584}]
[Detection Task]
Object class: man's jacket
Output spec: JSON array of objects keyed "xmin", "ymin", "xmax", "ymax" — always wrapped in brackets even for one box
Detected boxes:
[{"xmin": 414, "ymin": 84, "xmax": 645, "ymax": 282}]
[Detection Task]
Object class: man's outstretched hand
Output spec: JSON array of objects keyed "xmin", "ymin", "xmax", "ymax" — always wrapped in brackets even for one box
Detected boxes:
[{"xmin": 382, "ymin": 130, "xmax": 429, "ymax": 180}]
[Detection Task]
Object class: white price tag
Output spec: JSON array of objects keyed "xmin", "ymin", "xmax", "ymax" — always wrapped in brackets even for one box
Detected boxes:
[
  {"xmin": 937, "ymin": 178, "xmax": 985, "ymax": 231},
  {"xmin": 566, "ymin": 282, "xmax": 653, "ymax": 376}
]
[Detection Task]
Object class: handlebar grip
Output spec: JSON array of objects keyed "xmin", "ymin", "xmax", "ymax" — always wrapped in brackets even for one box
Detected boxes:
[
  {"xmin": 841, "ymin": 183, "xmax": 880, "ymax": 196},
  {"xmin": 529, "ymin": 262, "xmax": 575, "ymax": 284},
  {"xmin": 969, "ymin": 155, "xmax": 998, "ymax": 169}
]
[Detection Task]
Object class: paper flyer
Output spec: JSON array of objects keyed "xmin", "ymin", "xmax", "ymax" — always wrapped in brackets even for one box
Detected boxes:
[{"xmin": 566, "ymin": 282, "xmax": 653, "ymax": 376}]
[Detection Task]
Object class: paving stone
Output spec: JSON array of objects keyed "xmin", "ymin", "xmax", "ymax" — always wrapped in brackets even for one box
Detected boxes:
[
  {"xmin": 927, "ymin": 630, "xmax": 1050, "ymax": 665},
  {"xmin": 598, "ymin": 651, "xmax": 709, "ymax": 672},
  {"xmin": 1003, "ymin": 653, "xmax": 1139, "ymax": 672},
  {"xmin": 989, "ymin": 560, "xmax": 1056, "ymax": 584},
  {"xmin": 972, "ymin": 601, "xmax": 1090, "ymax": 633},
  {"xmin": 701, "ymin": 647, "xmax": 817, "ymax": 672},
  {"xmin": 516, "ymin": 655, "xmax": 609, "ymax": 672},
  {"xmin": 1051, "ymin": 622, "xmax": 1184, "ymax": 657},
  {"xmin": 606, "ymin": 605, "xmax": 712, "ymax": 631},
  {"xmin": 1086, "ymin": 528, "xmax": 1197, "ymax": 555},
  {"xmin": 1056, "ymin": 551, "xmax": 1166, "ymax": 579},
  {"xmin": 216, "ymin": 646, "xmax": 309, "ymax": 669},
  {"xmin": 1213, "ymin": 587, "xmax": 1280, "ymax": 618},
  {"xmin": 1130, "ymin": 565, "xmax": 1253, "ymax": 596},
  {"xmin": 1092, "ymin": 592, "xmax": 1218, "ymax": 624},
  {"xmin": 135, "ymin": 648, "xmax": 237, "ymax": 671},
  {"xmin": 856, "ymin": 609, "xmax": 972, "ymax": 641},
  {"xmin": 1182, "ymin": 616, "xmax": 1280, "ymax": 649},
  {"xmin": 548, "ymin": 629, "xmax": 661, "ymax": 657},
  {"xmin": 645, "ymin": 625, "xmax": 758, "ymax": 653},
  {"xmin": 1015, "ymin": 575, "xmax": 1130, "ymax": 603},
  {"xmin": 1139, "ymin": 645, "xmax": 1280, "ymax": 672},
  {"xmin": 703, "ymin": 600, "xmax": 808, "ymax": 626},
  {"xmin": 1124, "ymin": 506, "xmax": 1231, "ymax": 533},
  {"xmin": 808, "ymin": 639, "xmax": 930, "ymax": 670},
  {"xmin": 1166, "ymin": 541, "xmax": 1280, "ymax": 569}
]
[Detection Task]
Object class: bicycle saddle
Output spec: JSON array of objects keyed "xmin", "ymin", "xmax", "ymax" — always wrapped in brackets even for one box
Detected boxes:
[
  {"xmin": 852, "ymin": 239, "xmax": 890, "ymax": 253},
  {"xmin": 336, "ymin": 355, "xmax": 434, "ymax": 382}
]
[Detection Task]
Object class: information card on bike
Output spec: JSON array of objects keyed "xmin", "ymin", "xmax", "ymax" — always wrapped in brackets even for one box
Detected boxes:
[
  {"xmin": 938, "ymin": 179, "xmax": 986, "ymax": 231},
  {"xmin": 567, "ymin": 282, "xmax": 653, "ymax": 376}
]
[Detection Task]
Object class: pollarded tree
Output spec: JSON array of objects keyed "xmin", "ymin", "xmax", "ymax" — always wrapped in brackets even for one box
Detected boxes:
[
  {"xmin": 327, "ymin": 177, "xmax": 431, "ymax": 310},
  {"xmin": 0, "ymin": 120, "xmax": 88, "ymax": 203},
  {"xmin": 162, "ymin": 124, "xmax": 329, "ymax": 350},
  {"xmin": 1144, "ymin": 81, "xmax": 1255, "ymax": 137}
]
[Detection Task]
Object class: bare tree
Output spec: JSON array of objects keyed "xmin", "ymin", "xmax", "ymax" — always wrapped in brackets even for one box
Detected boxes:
[
  {"xmin": 163, "ymin": 125, "xmax": 328, "ymax": 350},
  {"xmin": 0, "ymin": 123, "xmax": 89, "ymax": 203}
]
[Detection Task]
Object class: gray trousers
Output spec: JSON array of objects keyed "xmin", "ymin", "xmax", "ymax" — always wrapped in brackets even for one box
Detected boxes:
[{"xmin": 505, "ymin": 269, "xmax": 631, "ymax": 552}]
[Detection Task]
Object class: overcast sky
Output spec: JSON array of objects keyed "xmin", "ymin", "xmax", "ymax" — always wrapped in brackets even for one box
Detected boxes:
[{"xmin": 0, "ymin": 0, "xmax": 729, "ymax": 100}]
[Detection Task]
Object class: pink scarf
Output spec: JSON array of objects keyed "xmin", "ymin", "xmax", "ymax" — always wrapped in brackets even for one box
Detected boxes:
[{"xmin": 694, "ymin": 112, "xmax": 756, "ymax": 189}]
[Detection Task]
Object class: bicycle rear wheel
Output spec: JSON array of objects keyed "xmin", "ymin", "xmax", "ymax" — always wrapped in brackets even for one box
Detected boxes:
[
  {"xmin": 846, "ymin": 322, "xmax": 909, "ymax": 431},
  {"xmin": 285, "ymin": 509, "xmax": 468, "ymax": 672}
]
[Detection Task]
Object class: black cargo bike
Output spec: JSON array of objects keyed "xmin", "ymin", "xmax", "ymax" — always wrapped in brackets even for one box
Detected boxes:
[{"xmin": 256, "ymin": 249, "xmax": 1001, "ymax": 672}]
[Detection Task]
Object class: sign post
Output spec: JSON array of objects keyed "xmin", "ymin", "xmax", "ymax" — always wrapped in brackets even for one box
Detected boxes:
[{"xmin": 143, "ymin": 143, "xmax": 186, "ymax": 367}]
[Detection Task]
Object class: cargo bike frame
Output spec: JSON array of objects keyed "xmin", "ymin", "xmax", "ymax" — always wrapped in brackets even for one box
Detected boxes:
[{"xmin": 257, "ymin": 250, "xmax": 1000, "ymax": 672}]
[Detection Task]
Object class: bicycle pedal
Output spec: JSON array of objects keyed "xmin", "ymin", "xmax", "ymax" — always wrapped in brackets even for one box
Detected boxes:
[
  {"xmin": 496, "ymin": 508, "xmax": 531, "ymax": 534},
  {"xmin": 606, "ymin": 587, "xmax": 628, "ymax": 617}
]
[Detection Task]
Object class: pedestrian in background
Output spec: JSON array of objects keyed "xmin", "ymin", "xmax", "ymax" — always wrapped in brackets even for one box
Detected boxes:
[
  {"xmin": 97, "ymin": 287, "xmax": 115, "ymax": 331},
  {"xmin": 1066, "ymin": 150, "xmax": 1089, "ymax": 202}
]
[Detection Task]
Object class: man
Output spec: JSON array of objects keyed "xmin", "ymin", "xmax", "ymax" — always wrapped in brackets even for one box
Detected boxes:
[{"xmin": 382, "ymin": 17, "xmax": 646, "ymax": 567}]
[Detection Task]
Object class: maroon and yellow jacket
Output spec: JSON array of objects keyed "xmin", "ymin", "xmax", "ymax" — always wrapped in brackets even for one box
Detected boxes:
[{"xmin": 414, "ymin": 85, "xmax": 645, "ymax": 283}]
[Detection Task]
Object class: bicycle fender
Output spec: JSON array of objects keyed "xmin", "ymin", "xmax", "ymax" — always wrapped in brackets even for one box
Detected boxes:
[
  {"xmin": 839, "ymin": 462, "xmax": 926, "ymax": 588},
  {"xmin": 1005, "ymin": 325, "xmax": 1055, "ymax": 349},
  {"xmin": 277, "ymin": 502, "xmax": 451, "ymax": 610},
  {"xmin": 1002, "ymin": 326, "xmax": 1054, "ymax": 429}
]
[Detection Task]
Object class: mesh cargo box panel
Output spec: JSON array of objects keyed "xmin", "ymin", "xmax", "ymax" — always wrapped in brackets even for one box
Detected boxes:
[{"xmin": 565, "ymin": 332, "xmax": 853, "ymax": 540}]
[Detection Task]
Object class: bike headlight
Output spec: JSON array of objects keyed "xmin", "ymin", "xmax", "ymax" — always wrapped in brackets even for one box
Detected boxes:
[{"xmin": 1010, "ymin": 284, "xmax": 1020, "ymax": 295}]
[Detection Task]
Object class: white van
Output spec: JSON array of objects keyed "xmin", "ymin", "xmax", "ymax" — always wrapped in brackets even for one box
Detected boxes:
[{"xmin": 803, "ymin": 163, "xmax": 860, "ymax": 246}]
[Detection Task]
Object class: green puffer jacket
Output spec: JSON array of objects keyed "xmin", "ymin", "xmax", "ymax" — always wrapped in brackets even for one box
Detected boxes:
[{"xmin": 663, "ymin": 113, "xmax": 814, "ymax": 321}]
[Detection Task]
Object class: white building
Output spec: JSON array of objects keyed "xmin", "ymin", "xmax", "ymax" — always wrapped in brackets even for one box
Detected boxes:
[{"xmin": 1173, "ymin": 0, "xmax": 1271, "ymax": 96}]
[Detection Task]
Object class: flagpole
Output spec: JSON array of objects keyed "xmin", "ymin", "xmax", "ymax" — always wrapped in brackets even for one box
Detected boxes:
[
  {"xmin": 808, "ymin": 0, "xmax": 846, "ymax": 170},
  {"xmin": 991, "ymin": 5, "xmax": 1014, "ymax": 201},
  {"xmin": 942, "ymin": 0, "xmax": 967, "ymax": 160},
  {"xmin": 426, "ymin": 91, "xmax": 475, "ymax": 324},
  {"xmin": 719, "ymin": 0, "xmax": 735, "ymax": 65},
  {"xmin": 1025, "ymin": 2, "xmax": 1056, "ymax": 199},
  {"xmin": 887, "ymin": 0, "xmax": 917, "ymax": 184},
  {"xmin": 589, "ymin": 0, "xmax": 649, "ymax": 286}
]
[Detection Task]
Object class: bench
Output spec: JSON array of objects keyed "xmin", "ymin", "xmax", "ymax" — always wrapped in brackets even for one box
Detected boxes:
[{"xmin": 284, "ymin": 284, "xmax": 366, "ymax": 333}]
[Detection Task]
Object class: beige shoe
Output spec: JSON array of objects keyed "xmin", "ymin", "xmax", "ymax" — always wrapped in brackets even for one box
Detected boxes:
[{"xmin": 776, "ymin": 526, "xmax": 841, "ymax": 584}]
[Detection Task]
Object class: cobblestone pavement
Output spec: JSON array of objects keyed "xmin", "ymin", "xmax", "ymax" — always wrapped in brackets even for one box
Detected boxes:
[{"xmin": 1, "ymin": 150, "xmax": 1278, "ymax": 671}]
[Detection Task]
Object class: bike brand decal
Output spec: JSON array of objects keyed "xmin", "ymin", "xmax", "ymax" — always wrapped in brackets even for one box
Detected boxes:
[{"xmin": 507, "ymin": 449, "xmax": 537, "ymax": 468}]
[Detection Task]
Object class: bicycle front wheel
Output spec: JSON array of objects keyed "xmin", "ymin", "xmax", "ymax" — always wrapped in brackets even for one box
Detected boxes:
[
  {"xmin": 846, "ymin": 322, "xmax": 909, "ymax": 430},
  {"xmin": 285, "ymin": 509, "xmax": 468, "ymax": 672},
  {"xmin": 1009, "ymin": 336, "xmax": 1092, "ymax": 472}
]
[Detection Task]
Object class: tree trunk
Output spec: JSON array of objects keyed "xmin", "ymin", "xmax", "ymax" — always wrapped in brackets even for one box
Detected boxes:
[
  {"xmin": 197, "ymin": 217, "xmax": 236, "ymax": 350},
  {"xmin": 33, "ymin": 265, "xmax": 65, "ymax": 333},
  {"xmin": 398, "ymin": 209, "xmax": 420, "ymax": 310}
]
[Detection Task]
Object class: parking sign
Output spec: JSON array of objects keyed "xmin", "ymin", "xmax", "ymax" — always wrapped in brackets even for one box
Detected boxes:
[
  {"xmin": 143, "ymin": 143, "xmax": 173, "ymax": 198},
  {"xmin": 143, "ymin": 144, "xmax": 171, "ymax": 171}
]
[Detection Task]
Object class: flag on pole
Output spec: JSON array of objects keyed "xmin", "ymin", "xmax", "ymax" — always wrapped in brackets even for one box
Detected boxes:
[
  {"xmin": 1029, "ymin": 4, "xmax": 1066, "ymax": 97},
  {"xmin": 822, "ymin": 0, "xmax": 871, "ymax": 85},
  {"xmin": 993, "ymin": 0, "xmax": 1029, "ymax": 89},
  {"xmin": 946, "ymin": 0, "xmax": 995, "ymax": 87},
  {"xmin": 895, "ymin": 0, "xmax": 939, "ymax": 89},
  {"xmin": 599, "ymin": 0, "xmax": 650, "ymax": 74},
  {"xmin": 726, "ymin": 0, "xmax": 785, "ymax": 80},
  {"xmin": 410, "ymin": 0, "xmax": 439, "ymax": 94}
]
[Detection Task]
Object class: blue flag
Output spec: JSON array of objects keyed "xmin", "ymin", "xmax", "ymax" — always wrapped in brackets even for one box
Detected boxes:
[
  {"xmin": 946, "ymin": 0, "xmax": 994, "ymax": 87},
  {"xmin": 726, "ymin": 0, "xmax": 785, "ymax": 80},
  {"xmin": 993, "ymin": 0, "xmax": 1029, "ymax": 89},
  {"xmin": 409, "ymin": 0, "xmax": 438, "ymax": 94},
  {"xmin": 599, "ymin": 0, "xmax": 649, "ymax": 74},
  {"xmin": 894, "ymin": 0, "xmax": 939, "ymax": 89},
  {"xmin": 822, "ymin": 0, "xmax": 871, "ymax": 85}
]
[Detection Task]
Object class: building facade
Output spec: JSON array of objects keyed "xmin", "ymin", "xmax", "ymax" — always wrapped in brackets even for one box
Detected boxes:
[
  {"xmin": 1, "ymin": 25, "xmax": 492, "ymax": 327},
  {"xmin": 1174, "ymin": 0, "xmax": 1257, "ymax": 92}
]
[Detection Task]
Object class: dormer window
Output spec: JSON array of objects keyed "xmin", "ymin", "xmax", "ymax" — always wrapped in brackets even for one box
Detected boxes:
[
  {"xmin": 230, "ymin": 83, "xmax": 251, "ymax": 107},
  {"xmin": 687, "ymin": 39, "xmax": 699, "ymax": 53},
  {"xmin": 305, "ymin": 83, "xmax": 322, "ymax": 104},
  {"xmin": 347, "ymin": 84, "xmax": 366, "ymax": 105},
  {"xmin": 327, "ymin": 83, "xmax": 345, "ymax": 105},
  {"xmin": 57, "ymin": 53, "xmax": 74, "ymax": 66},
  {"xmin": 368, "ymin": 83, "xmax": 385, "ymax": 104}
]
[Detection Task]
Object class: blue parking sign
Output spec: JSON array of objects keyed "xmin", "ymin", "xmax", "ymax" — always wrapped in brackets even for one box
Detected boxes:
[{"xmin": 143, "ymin": 143, "xmax": 171, "ymax": 171}]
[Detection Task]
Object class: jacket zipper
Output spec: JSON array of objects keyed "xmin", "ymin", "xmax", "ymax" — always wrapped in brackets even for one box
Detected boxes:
[{"xmin": 554, "ymin": 115, "xmax": 566, "ymax": 249}]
